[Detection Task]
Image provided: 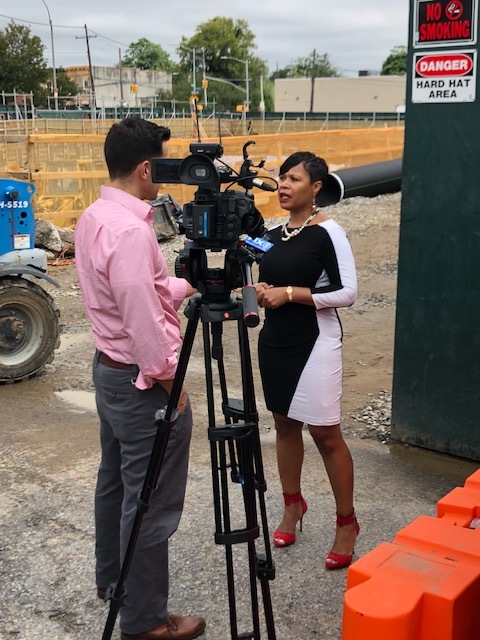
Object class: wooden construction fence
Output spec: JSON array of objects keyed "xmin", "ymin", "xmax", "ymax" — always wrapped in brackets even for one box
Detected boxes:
[{"xmin": 0, "ymin": 127, "xmax": 404, "ymax": 227}]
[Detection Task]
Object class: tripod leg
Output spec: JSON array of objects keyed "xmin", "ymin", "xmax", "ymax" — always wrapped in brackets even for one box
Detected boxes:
[
  {"xmin": 204, "ymin": 309, "xmax": 276, "ymax": 640},
  {"xmin": 210, "ymin": 321, "xmax": 242, "ymax": 482},
  {"xmin": 237, "ymin": 318, "xmax": 277, "ymax": 639},
  {"xmin": 202, "ymin": 320, "xmax": 241, "ymax": 638}
]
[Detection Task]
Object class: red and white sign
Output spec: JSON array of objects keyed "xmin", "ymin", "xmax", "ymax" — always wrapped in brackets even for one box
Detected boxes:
[
  {"xmin": 414, "ymin": 0, "xmax": 478, "ymax": 47},
  {"xmin": 415, "ymin": 52, "xmax": 474, "ymax": 75},
  {"xmin": 412, "ymin": 50, "xmax": 477, "ymax": 102}
]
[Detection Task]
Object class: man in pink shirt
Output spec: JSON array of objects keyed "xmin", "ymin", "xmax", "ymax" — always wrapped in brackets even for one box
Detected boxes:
[{"xmin": 75, "ymin": 117, "xmax": 205, "ymax": 640}]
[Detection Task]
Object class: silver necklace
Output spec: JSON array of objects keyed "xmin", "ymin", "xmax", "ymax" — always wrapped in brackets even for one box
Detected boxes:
[{"xmin": 281, "ymin": 206, "xmax": 320, "ymax": 242}]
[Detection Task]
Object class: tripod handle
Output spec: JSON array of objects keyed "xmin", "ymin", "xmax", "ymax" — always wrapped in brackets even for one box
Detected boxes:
[{"xmin": 242, "ymin": 285, "xmax": 260, "ymax": 328}]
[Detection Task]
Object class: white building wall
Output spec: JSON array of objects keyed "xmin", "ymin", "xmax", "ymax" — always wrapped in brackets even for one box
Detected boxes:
[
  {"xmin": 275, "ymin": 77, "xmax": 406, "ymax": 113},
  {"xmin": 65, "ymin": 66, "xmax": 172, "ymax": 108}
]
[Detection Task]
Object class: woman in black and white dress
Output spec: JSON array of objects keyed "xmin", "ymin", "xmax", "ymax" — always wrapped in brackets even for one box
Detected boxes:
[{"xmin": 255, "ymin": 151, "xmax": 359, "ymax": 569}]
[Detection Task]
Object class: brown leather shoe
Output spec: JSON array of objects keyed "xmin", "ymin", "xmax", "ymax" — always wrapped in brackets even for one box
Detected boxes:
[
  {"xmin": 120, "ymin": 614, "xmax": 206, "ymax": 640},
  {"xmin": 97, "ymin": 587, "xmax": 106, "ymax": 600}
]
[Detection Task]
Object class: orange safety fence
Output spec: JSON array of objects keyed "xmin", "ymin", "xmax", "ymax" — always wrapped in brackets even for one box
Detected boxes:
[{"xmin": 1, "ymin": 127, "xmax": 404, "ymax": 228}]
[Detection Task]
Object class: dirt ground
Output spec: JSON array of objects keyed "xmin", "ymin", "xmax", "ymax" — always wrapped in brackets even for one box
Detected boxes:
[
  {"xmin": 1, "ymin": 194, "xmax": 398, "ymax": 484},
  {"xmin": 1, "ymin": 192, "xmax": 477, "ymax": 640}
]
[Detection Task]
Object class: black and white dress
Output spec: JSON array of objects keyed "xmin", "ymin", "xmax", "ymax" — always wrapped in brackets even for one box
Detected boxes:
[{"xmin": 258, "ymin": 219, "xmax": 357, "ymax": 426}]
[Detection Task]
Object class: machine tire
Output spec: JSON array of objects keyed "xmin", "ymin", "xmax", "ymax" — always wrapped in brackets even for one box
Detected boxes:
[{"xmin": 0, "ymin": 277, "xmax": 61, "ymax": 383}]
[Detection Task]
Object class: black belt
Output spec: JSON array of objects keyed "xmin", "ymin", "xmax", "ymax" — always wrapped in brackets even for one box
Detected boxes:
[{"xmin": 98, "ymin": 351, "xmax": 136, "ymax": 370}]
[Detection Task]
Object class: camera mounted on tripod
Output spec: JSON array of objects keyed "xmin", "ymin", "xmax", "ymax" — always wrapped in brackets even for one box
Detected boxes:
[{"xmin": 151, "ymin": 140, "xmax": 276, "ymax": 251}]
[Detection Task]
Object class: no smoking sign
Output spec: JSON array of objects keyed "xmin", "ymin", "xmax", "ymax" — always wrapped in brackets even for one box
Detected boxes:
[{"xmin": 414, "ymin": 0, "xmax": 478, "ymax": 47}]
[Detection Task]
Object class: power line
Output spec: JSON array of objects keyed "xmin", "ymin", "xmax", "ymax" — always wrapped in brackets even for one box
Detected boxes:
[
  {"xmin": 88, "ymin": 29, "xmax": 129, "ymax": 48},
  {"xmin": 0, "ymin": 13, "xmax": 129, "ymax": 46},
  {"xmin": 0, "ymin": 12, "xmax": 81, "ymax": 29}
]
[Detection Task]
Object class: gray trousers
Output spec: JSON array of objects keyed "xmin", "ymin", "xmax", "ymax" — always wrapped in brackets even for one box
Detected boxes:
[{"xmin": 92, "ymin": 353, "xmax": 193, "ymax": 635}]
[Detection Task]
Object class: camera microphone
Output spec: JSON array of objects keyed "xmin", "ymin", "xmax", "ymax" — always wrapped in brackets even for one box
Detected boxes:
[{"xmin": 251, "ymin": 178, "xmax": 277, "ymax": 192}]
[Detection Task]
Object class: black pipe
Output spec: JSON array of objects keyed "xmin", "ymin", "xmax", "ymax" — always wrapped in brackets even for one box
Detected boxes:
[{"xmin": 317, "ymin": 157, "xmax": 403, "ymax": 207}]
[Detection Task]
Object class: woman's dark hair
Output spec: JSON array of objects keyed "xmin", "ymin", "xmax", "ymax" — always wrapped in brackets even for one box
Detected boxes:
[
  {"xmin": 280, "ymin": 151, "xmax": 328, "ymax": 184},
  {"xmin": 104, "ymin": 117, "xmax": 171, "ymax": 180}
]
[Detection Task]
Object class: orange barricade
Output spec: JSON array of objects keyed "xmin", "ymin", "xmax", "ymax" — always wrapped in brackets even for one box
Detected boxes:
[{"xmin": 342, "ymin": 470, "xmax": 480, "ymax": 640}]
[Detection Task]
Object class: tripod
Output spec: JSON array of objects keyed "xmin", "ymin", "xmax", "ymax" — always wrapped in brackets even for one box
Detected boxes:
[{"xmin": 102, "ymin": 244, "xmax": 276, "ymax": 640}]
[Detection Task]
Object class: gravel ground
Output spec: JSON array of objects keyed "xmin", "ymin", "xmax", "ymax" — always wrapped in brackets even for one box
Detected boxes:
[
  {"xmin": 1, "ymin": 190, "xmax": 477, "ymax": 640},
  {"xmin": 157, "ymin": 192, "xmax": 401, "ymax": 447}
]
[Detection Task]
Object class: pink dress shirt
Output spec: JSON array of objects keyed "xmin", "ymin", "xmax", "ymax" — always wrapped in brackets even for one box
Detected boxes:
[{"xmin": 75, "ymin": 185, "xmax": 188, "ymax": 390}]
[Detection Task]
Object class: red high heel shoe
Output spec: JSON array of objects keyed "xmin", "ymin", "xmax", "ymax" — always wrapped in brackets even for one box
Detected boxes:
[
  {"xmin": 273, "ymin": 492, "xmax": 308, "ymax": 548},
  {"xmin": 325, "ymin": 510, "xmax": 360, "ymax": 570}
]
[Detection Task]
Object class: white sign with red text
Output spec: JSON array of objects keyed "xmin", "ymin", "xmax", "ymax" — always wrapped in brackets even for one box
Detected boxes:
[{"xmin": 412, "ymin": 49, "xmax": 477, "ymax": 102}]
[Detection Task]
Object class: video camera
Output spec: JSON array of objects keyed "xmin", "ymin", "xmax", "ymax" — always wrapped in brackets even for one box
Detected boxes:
[{"xmin": 151, "ymin": 141, "xmax": 276, "ymax": 251}]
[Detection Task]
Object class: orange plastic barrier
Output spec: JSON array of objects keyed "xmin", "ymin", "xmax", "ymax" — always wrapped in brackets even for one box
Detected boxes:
[
  {"xmin": 464, "ymin": 469, "xmax": 480, "ymax": 491},
  {"xmin": 437, "ymin": 468, "xmax": 480, "ymax": 526},
  {"xmin": 342, "ymin": 470, "xmax": 480, "ymax": 640}
]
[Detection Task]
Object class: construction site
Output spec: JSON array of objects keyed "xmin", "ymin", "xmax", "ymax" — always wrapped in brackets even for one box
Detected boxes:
[
  {"xmin": 0, "ymin": 114, "xmax": 404, "ymax": 227},
  {"xmin": 2, "ymin": 91, "xmax": 480, "ymax": 640},
  {"xmin": 3, "ymin": 0, "xmax": 480, "ymax": 636}
]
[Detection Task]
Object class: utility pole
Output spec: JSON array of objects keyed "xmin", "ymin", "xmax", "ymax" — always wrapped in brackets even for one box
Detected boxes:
[
  {"xmin": 183, "ymin": 45, "xmax": 197, "ymax": 96},
  {"xmin": 40, "ymin": 0, "xmax": 58, "ymax": 111},
  {"xmin": 76, "ymin": 25, "xmax": 97, "ymax": 112},
  {"xmin": 260, "ymin": 73, "xmax": 265, "ymax": 119},
  {"xmin": 245, "ymin": 59, "xmax": 250, "ymax": 115},
  {"xmin": 119, "ymin": 48, "xmax": 124, "ymax": 103},
  {"xmin": 192, "ymin": 47, "xmax": 196, "ymax": 94},
  {"xmin": 85, "ymin": 25, "xmax": 96, "ymax": 112},
  {"xmin": 202, "ymin": 46, "xmax": 208, "ymax": 107},
  {"xmin": 310, "ymin": 48, "xmax": 316, "ymax": 113}
]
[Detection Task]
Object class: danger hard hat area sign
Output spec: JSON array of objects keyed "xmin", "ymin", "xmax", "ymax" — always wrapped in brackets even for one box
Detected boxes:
[
  {"xmin": 414, "ymin": 0, "xmax": 478, "ymax": 47},
  {"xmin": 412, "ymin": 50, "xmax": 477, "ymax": 102}
]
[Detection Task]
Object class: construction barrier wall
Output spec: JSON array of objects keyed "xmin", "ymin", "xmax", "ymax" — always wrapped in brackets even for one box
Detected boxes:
[
  {"xmin": 342, "ymin": 469, "xmax": 480, "ymax": 640},
  {"xmin": 0, "ymin": 112, "xmax": 405, "ymax": 138},
  {"xmin": 0, "ymin": 126, "xmax": 404, "ymax": 228}
]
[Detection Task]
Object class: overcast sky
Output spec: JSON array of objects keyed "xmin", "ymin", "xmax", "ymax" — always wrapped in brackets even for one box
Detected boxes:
[{"xmin": 4, "ymin": 1, "xmax": 409, "ymax": 75}]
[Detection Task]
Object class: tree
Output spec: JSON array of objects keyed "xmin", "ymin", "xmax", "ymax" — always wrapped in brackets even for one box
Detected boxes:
[
  {"xmin": 0, "ymin": 21, "xmax": 48, "ymax": 98},
  {"xmin": 302, "ymin": 51, "xmax": 337, "ymax": 78},
  {"xmin": 176, "ymin": 17, "xmax": 271, "ymax": 112},
  {"xmin": 381, "ymin": 46, "xmax": 407, "ymax": 75},
  {"xmin": 271, "ymin": 51, "xmax": 337, "ymax": 80},
  {"xmin": 122, "ymin": 38, "xmax": 174, "ymax": 71},
  {"xmin": 56, "ymin": 70, "xmax": 81, "ymax": 99},
  {"xmin": 162, "ymin": 67, "xmax": 192, "ymax": 106},
  {"xmin": 36, "ymin": 69, "xmax": 81, "ymax": 108}
]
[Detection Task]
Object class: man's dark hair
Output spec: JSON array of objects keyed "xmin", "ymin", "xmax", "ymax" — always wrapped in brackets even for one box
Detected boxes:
[
  {"xmin": 104, "ymin": 117, "xmax": 171, "ymax": 180},
  {"xmin": 280, "ymin": 151, "xmax": 328, "ymax": 184}
]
